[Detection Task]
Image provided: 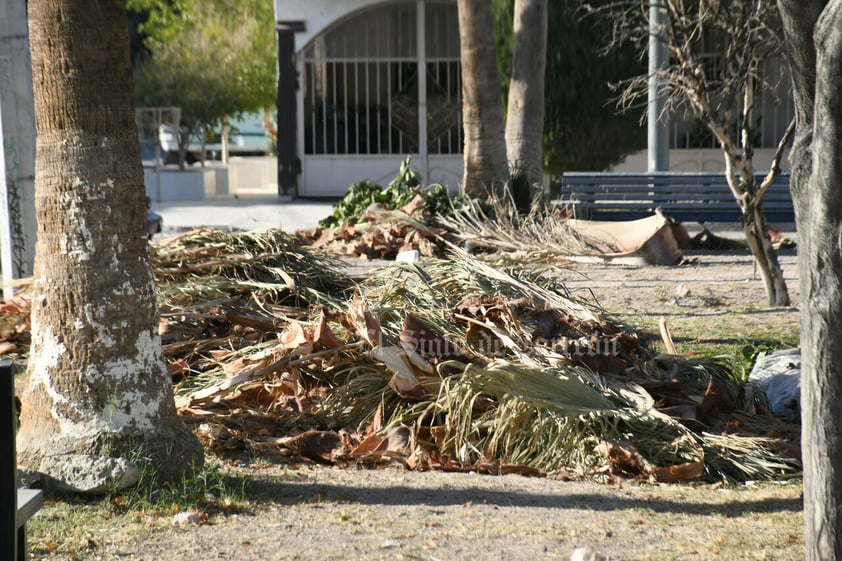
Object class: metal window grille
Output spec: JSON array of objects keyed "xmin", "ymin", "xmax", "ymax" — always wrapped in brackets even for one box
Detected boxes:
[{"xmin": 302, "ymin": 1, "xmax": 461, "ymax": 156}]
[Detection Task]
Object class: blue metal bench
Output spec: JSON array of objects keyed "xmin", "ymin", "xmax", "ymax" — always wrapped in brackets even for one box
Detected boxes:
[
  {"xmin": 2, "ymin": 358, "xmax": 43, "ymax": 561},
  {"xmin": 558, "ymin": 172, "xmax": 794, "ymax": 223}
]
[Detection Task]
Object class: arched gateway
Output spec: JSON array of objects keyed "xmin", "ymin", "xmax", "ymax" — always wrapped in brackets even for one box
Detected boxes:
[{"xmin": 275, "ymin": 0, "xmax": 463, "ymax": 197}]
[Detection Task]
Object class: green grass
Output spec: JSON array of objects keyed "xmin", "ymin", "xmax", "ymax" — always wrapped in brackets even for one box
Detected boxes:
[
  {"xmin": 618, "ymin": 309, "xmax": 799, "ymax": 371},
  {"xmin": 27, "ymin": 460, "xmax": 248, "ymax": 558}
]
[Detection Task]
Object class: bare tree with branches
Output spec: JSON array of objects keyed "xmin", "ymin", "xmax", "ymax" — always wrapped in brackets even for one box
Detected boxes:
[{"xmin": 590, "ymin": 0, "xmax": 794, "ymax": 306}]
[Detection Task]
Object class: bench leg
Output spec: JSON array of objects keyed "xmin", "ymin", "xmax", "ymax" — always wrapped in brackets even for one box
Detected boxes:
[{"xmin": 17, "ymin": 524, "xmax": 26, "ymax": 561}]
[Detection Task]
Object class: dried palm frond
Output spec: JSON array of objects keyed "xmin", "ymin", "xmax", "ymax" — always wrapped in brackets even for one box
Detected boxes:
[
  {"xmin": 437, "ymin": 192, "xmax": 598, "ymax": 259},
  {"xmin": 356, "ymin": 251, "xmax": 644, "ymax": 378},
  {"xmin": 701, "ymin": 433, "xmax": 802, "ymax": 483},
  {"xmin": 360, "ymin": 251, "xmax": 600, "ymax": 332},
  {"xmin": 148, "ymin": 227, "xmax": 799, "ymax": 483},
  {"xmin": 153, "ymin": 228, "xmax": 352, "ymax": 310},
  {"xmin": 315, "ymin": 362, "xmax": 435, "ymax": 431},
  {"xmin": 435, "ymin": 361, "xmax": 703, "ymax": 475},
  {"xmin": 643, "ymin": 354, "xmax": 747, "ymax": 400}
]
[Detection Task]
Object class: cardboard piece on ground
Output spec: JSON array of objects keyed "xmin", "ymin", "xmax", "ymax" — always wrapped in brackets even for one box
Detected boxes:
[{"xmin": 566, "ymin": 211, "xmax": 683, "ymax": 266}]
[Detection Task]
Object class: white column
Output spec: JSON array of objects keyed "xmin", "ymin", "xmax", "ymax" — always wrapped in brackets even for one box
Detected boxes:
[
  {"xmin": 0, "ymin": 0, "xmax": 37, "ymax": 298},
  {"xmin": 417, "ymin": 1, "xmax": 430, "ymax": 182}
]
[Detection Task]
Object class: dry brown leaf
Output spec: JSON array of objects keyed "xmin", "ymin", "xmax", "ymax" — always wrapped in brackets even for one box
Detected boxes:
[
  {"xmin": 651, "ymin": 459, "xmax": 705, "ymax": 483},
  {"xmin": 231, "ymin": 381, "xmax": 296, "ymax": 409},
  {"xmin": 401, "ymin": 315, "xmax": 463, "ymax": 365},
  {"xmin": 0, "ymin": 299, "xmax": 29, "ymax": 314},
  {"xmin": 279, "ymin": 322, "xmax": 311, "ymax": 351},
  {"xmin": 429, "ymin": 426, "xmax": 447, "ymax": 449},
  {"xmin": 351, "ymin": 426, "xmax": 412, "ymax": 456},
  {"xmin": 268, "ymin": 430, "xmax": 346, "ymax": 463},
  {"xmin": 360, "ymin": 202, "xmax": 389, "ymax": 222},
  {"xmin": 176, "ymin": 406, "xmax": 217, "ymax": 420},
  {"xmin": 594, "ymin": 439, "xmax": 653, "ymax": 477},
  {"xmin": 240, "ymin": 415, "xmax": 278, "ymax": 437},
  {"xmin": 189, "ymin": 344, "xmax": 310, "ymax": 404},
  {"xmin": 222, "ymin": 345, "xmax": 280, "ymax": 378},
  {"xmin": 368, "ymin": 403, "xmax": 384, "ymax": 435},
  {"xmin": 370, "ymin": 346, "xmax": 427, "ymax": 400},
  {"xmin": 698, "ymin": 376, "xmax": 735, "ymax": 424},
  {"xmin": 309, "ymin": 228, "xmax": 335, "ymax": 249},
  {"xmin": 348, "ymin": 298, "xmax": 383, "ymax": 347},
  {"xmin": 399, "ymin": 194, "xmax": 426, "ymax": 216},
  {"xmin": 595, "ymin": 439, "xmax": 704, "ymax": 483},
  {"xmin": 402, "ymin": 347, "xmax": 435, "ymax": 375},
  {"xmin": 167, "ymin": 358, "xmax": 190, "ymax": 377},
  {"xmin": 314, "ymin": 310, "xmax": 343, "ymax": 349}
]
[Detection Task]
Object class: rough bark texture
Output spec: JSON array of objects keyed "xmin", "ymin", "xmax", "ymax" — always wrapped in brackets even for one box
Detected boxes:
[
  {"xmin": 779, "ymin": 1, "xmax": 842, "ymax": 559},
  {"xmin": 741, "ymin": 193, "xmax": 790, "ymax": 307},
  {"xmin": 505, "ymin": 0, "xmax": 547, "ymax": 196},
  {"xmin": 17, "ymin": 0, "xmax": 203, "ymax": 492},
  {"xmin": 457, "ymin": 0, "xmax": 509, "ymax": 198}
]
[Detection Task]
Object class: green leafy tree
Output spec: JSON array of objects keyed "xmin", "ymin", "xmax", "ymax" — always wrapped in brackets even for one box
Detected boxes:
[
  {"xmin": 128, "ymin": 0, "xmax": 276, "ymax": 167},
  {"xmin": 493, "ymin": 0, "xmax": 645, "ymax": 177}
]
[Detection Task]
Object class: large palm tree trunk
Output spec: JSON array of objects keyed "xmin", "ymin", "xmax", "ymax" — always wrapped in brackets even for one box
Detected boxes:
[
  {"xmin": 505, "ymin": 0, "xmax": 547, "ymax": 200},
  {"xmin": 17, "ymin": 0, "xmax": 202, "ymax": 492},
  {"xmin": 458, "ymin": 0, "xmax": 509, "ymax": 198}
]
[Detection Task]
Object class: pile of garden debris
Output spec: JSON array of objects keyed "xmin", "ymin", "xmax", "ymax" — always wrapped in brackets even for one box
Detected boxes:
[
  {"xmin": 300, "ymin": 192, "xmax": 688, "ymax": 266},
  {"xmin": 152, "ymin": 227, "xmax": 801, "ymax": 484},
  {"xmin": 1, "ymin": 176, "xmax": 800, "ymax": 484}
]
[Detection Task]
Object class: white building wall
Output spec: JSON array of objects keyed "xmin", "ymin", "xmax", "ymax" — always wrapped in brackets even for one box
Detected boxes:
[
  {"xmin": 0, "ymin": 0, "xmax": 37, "ymax": 297},
  {"xmin": 613, "ymin": 148, "xmax": 790, "ymax": 174}
]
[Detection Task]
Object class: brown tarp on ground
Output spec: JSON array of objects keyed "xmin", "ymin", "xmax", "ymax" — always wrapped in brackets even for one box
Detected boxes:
[{"xmin": 565, "ymin": 210, "xmax": 682, "ymax": 266}]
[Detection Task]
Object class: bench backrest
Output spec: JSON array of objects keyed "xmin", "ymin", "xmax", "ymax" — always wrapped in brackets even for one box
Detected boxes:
[{"xmin": 559, "ymin": 172, "xmax": 794, "ymax": 223}]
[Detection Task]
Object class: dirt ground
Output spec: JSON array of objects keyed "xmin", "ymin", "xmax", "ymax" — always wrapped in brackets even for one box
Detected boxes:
[
  {"xmin": 562, "ymin": 248, "xmax": 800, "ymax": 353},
  {"xmin": 45, "ymin": 465, "xmax": 801, "ymax": 561},
  {"xmin": 27, "ymin": 248, "xmax": 804, "ymax": 561}
]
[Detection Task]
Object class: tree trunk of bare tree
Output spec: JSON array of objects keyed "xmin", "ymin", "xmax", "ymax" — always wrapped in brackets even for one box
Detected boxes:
[
  {"xmin": 778, "ymin": 0, "xmax": 842, "ymax": 559},
  {"xmin": 457, "ymin": 0, "xmax": 509, "ymax": 198},
  {"xmin": 17, "ymin": 0, "xmax": 203, "ymax": 493},
  {"xmin": 505, "ymin": 0, "xmax": 547, "ymax": 206},
  {"xmin": 741, "ymin": 191, "xmax": 790, "ymax": 307}
]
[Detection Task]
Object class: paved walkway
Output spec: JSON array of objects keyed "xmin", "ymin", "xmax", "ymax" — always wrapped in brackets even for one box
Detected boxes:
[{"xmin": 150, "ymin": 186, "xmax": 335, "ymax": 234}]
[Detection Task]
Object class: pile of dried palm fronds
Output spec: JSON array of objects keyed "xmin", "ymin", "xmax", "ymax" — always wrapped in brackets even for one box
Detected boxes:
[
  {"xmin": 298, "ymin": 207, "xmax": 451, "ymax": 260},
  {"xmin": 437, "ymin": 195, "xmax": 595, "ymax": 260},
  {"xmin": 298, "ymin": 184, "xmax": 608, "ymax": 263},
  {"xmin": 153, "ymin": 228, "xmax": 801, "ymax": 484}
]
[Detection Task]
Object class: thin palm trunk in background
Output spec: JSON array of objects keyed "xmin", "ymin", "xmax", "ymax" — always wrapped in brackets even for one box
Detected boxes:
[
  {"xmin": 505, "ymin": 0, "xmax": 548, "ymax": 201},
  {"xmin": 458, "ymin": 0, "xmax": 510, "ymax": 198}
]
